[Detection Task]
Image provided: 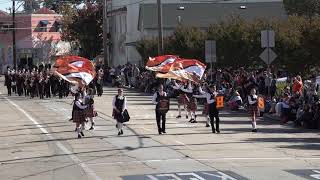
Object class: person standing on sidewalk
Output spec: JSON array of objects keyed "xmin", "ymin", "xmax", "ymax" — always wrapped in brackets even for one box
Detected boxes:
[
  {"xmin": 112, "ymin": 88, "xmax": 128, "ymax": 135},
  {"xmin": 152, "ymin": 84, "xmax": 169, "ymax": 135},
  {"xmin": 248, "ymin": 88, "xmax": 259, "ymax": 132}
]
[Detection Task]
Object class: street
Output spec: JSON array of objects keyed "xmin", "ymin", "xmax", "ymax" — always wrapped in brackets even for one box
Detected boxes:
[{"xmin": 0, "ymin": 78, "xmax": 319, "ymax": 180}]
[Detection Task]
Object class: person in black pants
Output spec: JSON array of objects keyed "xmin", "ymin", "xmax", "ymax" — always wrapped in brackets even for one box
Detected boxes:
[
  {"xmin": 197, "ymin": 84, "xmax": 220, "ymax": 133},
  {"xmin": 5, "ymin": 72, "xmax": 12, "ymax": 96},
  {"xmin": 152, "ymin": 84, "xmax": 169, "ymax": 135}
]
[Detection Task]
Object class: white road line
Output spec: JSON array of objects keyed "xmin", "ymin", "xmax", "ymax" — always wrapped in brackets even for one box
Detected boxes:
[
  {"xmin": 1, "ymin": 92, "xmax": 102, "ymax": 180},
  {"xmin": 86, "ymin": 157, "xmax": 320, "ymax": 166},
  {"xmin": 141, "ymin": 127, "xmax": 152, "ymax": 132}
]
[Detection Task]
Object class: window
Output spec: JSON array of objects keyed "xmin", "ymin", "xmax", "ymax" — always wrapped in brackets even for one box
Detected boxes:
[
  {"xmin": 50, "ymin": 21, "xmax": 62, "ymax": 32},
  {"xmin": 35, "ymin": 20, "xmax": 49, "ymax": 32}
]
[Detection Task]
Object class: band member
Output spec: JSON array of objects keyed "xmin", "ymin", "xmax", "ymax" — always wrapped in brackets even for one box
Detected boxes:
[
  {"xmin": 45, "ymin": 76, "xmax": 51, "ymax": 98},
  {"xmin": 152, "ymin": 84, "xmax": 169, "ymax": 134},
  {"xmin": 38, "ymin": 73, "xmax": 45, "ymax": 99},
  {"xmin": 73, "ymin": 93, "xmax": 88, "ymax": 138},
  {"xmin": 180, "ymin": 82, "xmax": 197, "ymax": 123},
  {"xmin": 248, "ymin": 88, "xmax": 259, "ymax": 132},
  {"xmin": 195, "ymin": 83, "xmax": 211, "ymax": 127},
  {"xmin": 112, "ymin": 88, "xmax": 128, "ymax": 135},
  {"xmin": 96, "ymin": 69, "xmax": 104, "ymax": 97},
  {"xmin": 198, "ymin": 85, "xmax": 221, "ymax": 133},
  {"xmin": 4, "ymin": 70, "xmax": 12, "ymax": 96},
  {"xmin": 84, "ymin": 88, "xmax": 96, "ymax": 130},
  {"xmin": 173, "ymin": 81, "xmax": 187, "ymax": 119}
]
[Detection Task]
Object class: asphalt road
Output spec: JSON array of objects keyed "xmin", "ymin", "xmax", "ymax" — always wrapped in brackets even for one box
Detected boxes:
[{"xmin": 0, "ymin": 78, "xmax": 319, "ymax": 180}]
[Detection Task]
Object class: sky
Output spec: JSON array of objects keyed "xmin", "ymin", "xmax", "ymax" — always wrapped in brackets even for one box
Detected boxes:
[{"xmin": 0, "ymin": 1, "xmax": 11, "ymax": 12}]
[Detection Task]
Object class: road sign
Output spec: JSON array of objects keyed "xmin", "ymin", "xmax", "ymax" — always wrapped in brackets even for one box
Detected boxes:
[
  {"xmin": 205, "ymin": 40, "xmax": 216, "ymax": 63},
  {"xmin": 261, "ymin": 30, "xmax": 275, "ymax": 48},
  {"xmin": 259, "ymin": 48, "xmax": 277, "ymax": 66}
]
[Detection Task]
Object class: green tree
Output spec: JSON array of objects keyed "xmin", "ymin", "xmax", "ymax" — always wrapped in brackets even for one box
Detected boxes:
[
  {"xmin": 284, "ymin": 0, "xmax": 320, "ymax": 25},
  {"xmin": 61, "ymin": 3, "xmax": 103, "ymax": 59}
]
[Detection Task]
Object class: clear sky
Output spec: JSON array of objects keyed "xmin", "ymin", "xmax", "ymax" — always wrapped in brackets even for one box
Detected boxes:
[{"xmin": 0, "ymin": 1, "xmax": 11, "ymax": 12}]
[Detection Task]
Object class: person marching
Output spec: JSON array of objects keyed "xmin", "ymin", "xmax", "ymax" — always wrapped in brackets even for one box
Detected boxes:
[
  {"xmin": 248, "ymin": 88, "xmax": 259, "ymax": 132},
  {"xmin": 72, "ymin": 93, "xmax": 88, "ymax": 138},
  {"xmin": 84, "ymin": 88, "xmax": 96, "ymax": 130},
  {"xmin": 198, "ymin": 84, "xmax": 221, "ymax": 133},
  {"xmin": 112, "ymin": 88, "xmax": 128, "ymax": 135},
  {"xmin": 181, "ymin": 82, "xmax": 197, "ymax": 123},
  {"xmin": 173, "ymin": 81, "xmax": 187, "ymax": 119},
  {"xmin": 194, "ymin": 83, "xmax": 211, "ymax": 127},
  {"xmin": 152, "ymin": 84, "xmax": 169, "ymax": 135},
  {"xmin": 96, "ymin": 69, "xmax": 104, "ymax": 97},
  {"xmin": 4, "ymin": 69, "xmax": 12, "ymax": 96}
]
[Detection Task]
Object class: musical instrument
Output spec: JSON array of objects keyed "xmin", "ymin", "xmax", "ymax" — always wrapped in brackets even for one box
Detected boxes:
[{"xmin": 157, "ymin": 96, "xmax": 170, "ymax": 113}]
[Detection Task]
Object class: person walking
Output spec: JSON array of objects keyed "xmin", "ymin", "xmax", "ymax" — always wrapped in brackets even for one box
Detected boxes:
[
  {"xmin": 84, "ymin": 88, "xmax": 96, "ymax": 130},
  {"xmin": 248, "ymin": 88, "xmax": 259, "ymax": 132},
  {"xmin": 198, "ymin": 85, "xmax": 221, "ymax": 133},
  {"xmin": 112, "ymin": 88, "xmax": 128, "ymax": 135},
  {"xmin": 72, "ymin": 93, "xmax": 88, "ymax": 138},
  {"xmin": 152, "ymin": 84, "xmax": 169, "ymax": 135}
]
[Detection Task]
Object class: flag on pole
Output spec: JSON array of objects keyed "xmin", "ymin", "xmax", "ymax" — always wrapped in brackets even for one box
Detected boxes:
[
  {"xmin": 53, "ymin": 56, "xmax": 96, "ymax": 87},
  {"xmin": 145, "ymin": 55, "xmax": 179, "ymax": 72}
]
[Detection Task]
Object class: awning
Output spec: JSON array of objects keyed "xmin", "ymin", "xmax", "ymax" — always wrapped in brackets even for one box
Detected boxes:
[{"xmin": 40, "ymin": 20, "xmax": 49, "ymax": 25}]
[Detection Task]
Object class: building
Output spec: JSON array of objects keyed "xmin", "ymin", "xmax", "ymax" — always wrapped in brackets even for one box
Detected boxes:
[
  {"xmin": 107, "ymin": 0, "xmax": 287, "ymax": 66},
  {"xmin": 0, "ymin": 8, "xmax": 71, "ymax": 73}
]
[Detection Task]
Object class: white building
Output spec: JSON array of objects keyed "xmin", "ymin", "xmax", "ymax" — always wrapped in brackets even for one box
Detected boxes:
[{"xmin": 107, "ymin": 0, "xmax": 286, "ymax": 67}]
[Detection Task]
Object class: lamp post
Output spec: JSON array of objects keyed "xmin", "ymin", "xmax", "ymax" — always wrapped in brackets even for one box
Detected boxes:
[{"xmin": 157, "ymin": 0, "xmax": 163, "ymax": 55}]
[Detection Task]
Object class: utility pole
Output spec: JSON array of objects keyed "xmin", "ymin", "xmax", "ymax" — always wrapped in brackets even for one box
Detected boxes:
[
  {"xmin": 157, "ymin": 0, "xmax": 163, "ymax": 55},
  {"xmin": 103, "ymin": 0, "xmax": 109, "ymax": 67},
  {"xmin": 12, "ymin": 0, "xmax": 17, "ymax": 69}
]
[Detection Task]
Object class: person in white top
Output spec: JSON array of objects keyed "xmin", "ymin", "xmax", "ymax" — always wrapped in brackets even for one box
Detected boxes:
[
  {"xmin": 152, "ymin": 84, "xmax": 169, "ymax": 134},
  {"xmin": 112, "ymin": 88, "xmax": 128, "ymax": 135},
  {"xmin": 248, "ymin": 88, "xmax": 259, "ymax": 132},
  {"xmin": 72, "ymin": 93, "xmax": 88, "ymax": 138},
  {"xmin": 195, "ymin": 84, "xmax": 220, "ymax": 133},
  {"xmin": 172, "ymin": 81, "xmax": 188, "ymax": 119}
]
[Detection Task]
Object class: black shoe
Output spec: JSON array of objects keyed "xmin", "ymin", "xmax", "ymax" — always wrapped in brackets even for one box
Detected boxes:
[
  {"xmin": 158, "ymin": 130, "xmax": 162, "ymax": 135},
  {"xmin": 252, "ymin": 129, "xmax": 258, "ymax": 132},
  {"xmin": 118, "ymin": 131, "xmax": 121, "ymax": 136},
  {"xmin": 206, "ymin": 123, "xmax": 210, "ymax": 127},
  {"xmin": 89, "ymin": 126, "xmax": 94, "ymax": 130},
  {"xmin": 78, "ymin": 134, "xmax": 82, "ymax": 139},
  {"xmin": 176, "ymin": 115, "xmax": 181, "ymax": 119},
  {"xmin": 216, "ymin": 130, "xmax": 220, "ymax": 134},
  {"xmin": 186, "ymin": 115, "xmax": 189, "ymax": 119},
  {"xmin": 212, "ymin": 129, "xmax": 216, "ymax": 133},
  {"xmin": 121, "ymin": 130, "xmax": 123, "ymax": 135},
  {"xmin": 80, "ymin": 132, "xmax": 84, "ymax": 136},
  {"xmin": 162, "ymin": 130, "xmax": 166, "ymax": 134}
]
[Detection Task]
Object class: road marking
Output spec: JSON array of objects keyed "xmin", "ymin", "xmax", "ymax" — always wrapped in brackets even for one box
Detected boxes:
[
  {"xmin": 1, "ymin": 92, "xmax": 102, "ymax": 180},
  {"xmin": 86, "ymin": 157, "xmax": 320, "ymax": 166}
]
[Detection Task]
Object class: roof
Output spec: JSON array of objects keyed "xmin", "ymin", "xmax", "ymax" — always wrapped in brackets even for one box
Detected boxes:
[
  {"xmin": 138, "ymin": 1, "xmax": 287, "ymax": 29},
  {"xmin": 0, "ymin": 10, "xmax": 9, "ymax": 16},
  {"xmin": 33, "ymin": 8, "xmax": 57, "ymax": 15}
]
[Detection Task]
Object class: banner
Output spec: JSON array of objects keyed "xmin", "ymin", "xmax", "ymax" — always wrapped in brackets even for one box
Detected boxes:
[
  {"xmin": 145, "ymin": 55, "xmax": 179, "ymax": 72},
  {"xmin": 53, "ymin": 56, "xmax": 96, "ymax": 86}
]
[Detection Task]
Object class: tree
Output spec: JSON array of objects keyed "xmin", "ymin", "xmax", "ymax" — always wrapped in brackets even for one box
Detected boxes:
[
  {"xmin": 23, "ymin": 0, "xmax": 41, "ymax": 13},
  {"xmin": 61, "ymin": 3, "xmax": 103, "ymax": 59},
  {"xmin": 284, "ymin": 0, "xmax": 320, "ymax": 25}
]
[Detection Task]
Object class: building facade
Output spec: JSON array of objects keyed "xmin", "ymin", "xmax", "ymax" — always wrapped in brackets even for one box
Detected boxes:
[
  {"xmin": 0, "ymin": 8, "xmax": 70, "ymax": 73},
  {"xmin": 107, "ymin": 0, "xmax": 286, "ymax": 67}
]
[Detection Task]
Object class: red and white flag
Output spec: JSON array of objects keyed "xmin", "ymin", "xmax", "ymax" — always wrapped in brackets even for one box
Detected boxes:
[
  {"xmin": 156, "ymin": 59, "xmax": 206, "ymax": 83},
  {"xmin": 53, "ymin": 56, "xmax": 96, "ymax": 87},
  {"xmin": 145, "ymin": 55, "xmax": 179, "ymax": 72}
]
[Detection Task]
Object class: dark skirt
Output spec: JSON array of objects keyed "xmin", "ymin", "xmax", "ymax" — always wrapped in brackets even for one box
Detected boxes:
[
  {"xmin": 73, "ymin": 110, "xmax": 86, "ymax": 123},
  {"xmin": 85, "ymin": 105, "xmax": 94, "ymax": 118},
  {"xmin": 178, "ymin": 94, "xmax": 187, "ymax": 105},
  {"xmin": 248, "ymin": 105, "xmax": 260, "ymax": 116},
  {"xmin": 112, "ymin": 109, "xmax": 122, "ymax": 122},
  {"xmin": 187, "ymin": 98, "xmax": 197, "ymax": 112},
  {"xmin": 202, "ymin": 104, "xmax": 209, "ymax": 115}
]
